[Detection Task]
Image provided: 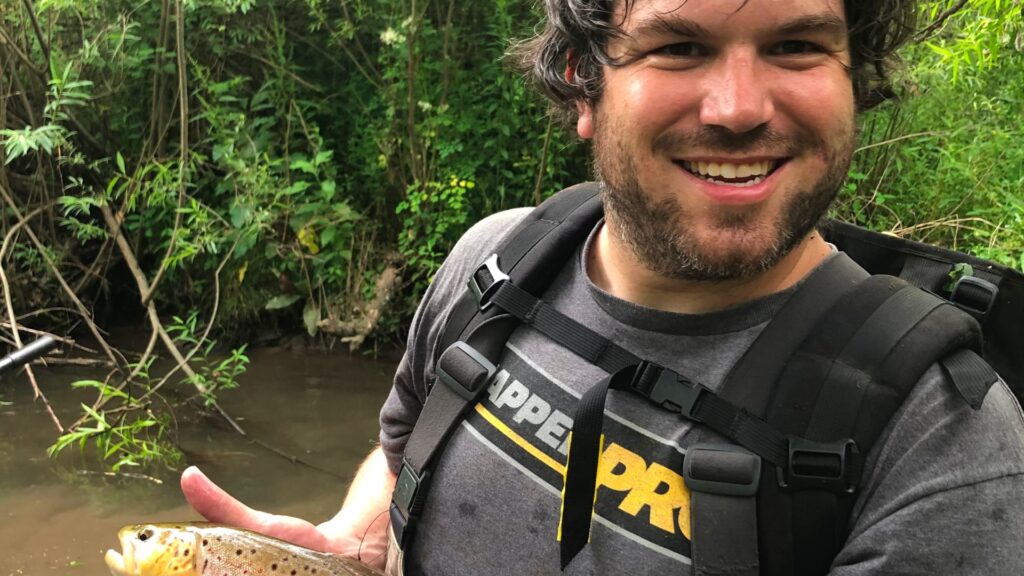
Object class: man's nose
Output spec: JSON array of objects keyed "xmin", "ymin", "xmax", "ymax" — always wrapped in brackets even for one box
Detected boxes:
[{"xmin": 698, "ymin": 50, "xmax": 775, "ymax": 133}]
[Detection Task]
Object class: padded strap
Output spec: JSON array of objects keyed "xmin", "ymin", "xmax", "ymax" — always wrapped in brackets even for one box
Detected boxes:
[
  {"xmin": 721, "ymin": 253, "xmax": 869, "ymax": 413},
  {"xmin": 685, "ymin": 445, "xmax": 761, "ymax": 576}
]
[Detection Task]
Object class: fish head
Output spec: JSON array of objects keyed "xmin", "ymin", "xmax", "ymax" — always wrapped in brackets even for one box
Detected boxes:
[{"xmin": 105, "ymin": 524, "xmax": 200, "ymax": 576}]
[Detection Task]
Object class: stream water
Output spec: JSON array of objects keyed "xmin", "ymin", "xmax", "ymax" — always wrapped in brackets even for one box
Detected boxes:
[{"xmin": 0, "ymin": 346, "xmax": 397, "ymax": 575}]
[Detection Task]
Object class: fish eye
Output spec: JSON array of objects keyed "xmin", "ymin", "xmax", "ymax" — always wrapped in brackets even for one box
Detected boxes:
[{"xmin": 138, "ymin": 528, "xmax": 154, "ymax": 542}]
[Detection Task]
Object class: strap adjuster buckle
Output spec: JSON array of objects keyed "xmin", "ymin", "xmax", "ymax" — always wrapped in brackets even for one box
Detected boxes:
[
  {"xmin": 435, "ymin": 342, "xmax": 497, "ymax": 401},
  {"xmin": 640, "ymin": 364, "xmax": 707, "ymax": 418},
  {"xmin": 393, "ymin": 460, "xmax": 429, "ymax": 518},
  {"xmin": 684, "ymin": 444, "xmax": 761, "ymax": 497},
  {"xmin": 950, "ymin": 275, "xmax": 998, "ymax": 320},
  {"xmin": 468, "ymin": 254, "xmax": 510, "ymax": 310},
  {"xmin": 391, "ymin": 461, "xmax": 430, "ymax": 549},
  {"xmin": 778, "ymin": 437, "xmax": 857, "ymax": 493}
]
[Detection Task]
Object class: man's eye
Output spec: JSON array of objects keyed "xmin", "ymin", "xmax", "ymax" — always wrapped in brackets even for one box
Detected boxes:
[
  {"xmin": 651, "ymin": 42, "xmax": 707, "ymax": 58},
  {"xmin": 770, "ymin": 40, "xmax": 825, "ymax": 55}
]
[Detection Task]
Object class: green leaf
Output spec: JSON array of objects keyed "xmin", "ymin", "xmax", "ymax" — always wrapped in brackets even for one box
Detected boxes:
[
  {"xmin": 320, "ymin": 227, "xmax": 337, "ymax": 246},
  {"xmin": 265, "ymin": 294, "xmax": 301, "ymax": 310},
  {"xmin": 116, "ymin": 152, "xmax": 126, "ymax": 174},
  {"xmin": 321, "ymin": 180, "xmax": 337, "ymax": 201},
  {"xmin": 303, "ymin": 301, "xmax": 320, "ymax": 336},
  {"xmin": 229, "ymin": 202, "xmax": 252, "ymax": 228}
]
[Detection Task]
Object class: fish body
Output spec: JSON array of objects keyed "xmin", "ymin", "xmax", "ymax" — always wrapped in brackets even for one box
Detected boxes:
[{"xmin": 105, "ymin": 522, "xmax": 384, "ymax": 576}]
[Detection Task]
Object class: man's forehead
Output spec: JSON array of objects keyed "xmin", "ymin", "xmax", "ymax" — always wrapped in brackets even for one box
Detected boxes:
[{"xmin": 612, "ymin": 0, "xmax": 848, "ymax": 34}]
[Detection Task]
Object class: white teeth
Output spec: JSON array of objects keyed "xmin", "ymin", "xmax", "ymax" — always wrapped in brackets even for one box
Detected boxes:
[{"xmin": 683, "ymin": 159, "xmax": 776, "ymax": 181}]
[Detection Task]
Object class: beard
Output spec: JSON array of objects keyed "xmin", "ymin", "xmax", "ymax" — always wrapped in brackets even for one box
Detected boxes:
[{"xmin": 594, "ymin": 122, "xmax": 854, "ymax": 282}]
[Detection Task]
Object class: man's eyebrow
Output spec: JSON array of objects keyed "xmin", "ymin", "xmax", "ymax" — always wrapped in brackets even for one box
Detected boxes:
[
  {"xmin": 626, "ymin": 16, "xmax": 710, "ymax": 40},
  {"xmin": 773, "ymin": 14, "xmax": 848, "ymax": 38}
]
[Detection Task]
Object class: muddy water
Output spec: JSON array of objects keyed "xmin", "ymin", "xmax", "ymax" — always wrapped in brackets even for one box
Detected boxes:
[{"xmin": 0, "ymin": 347, "xmax": 397, "ymax": 575}]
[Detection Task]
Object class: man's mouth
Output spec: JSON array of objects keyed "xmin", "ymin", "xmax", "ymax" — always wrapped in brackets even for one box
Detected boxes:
[{"xmin": 676, "ymin": 159, "xmax": 786, "ymax": 186}]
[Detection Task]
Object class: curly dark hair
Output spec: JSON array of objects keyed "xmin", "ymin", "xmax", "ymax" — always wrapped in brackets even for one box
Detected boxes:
[{"xmin": 514, "ymin": 0, "xmax": 920, "ymax": 119}]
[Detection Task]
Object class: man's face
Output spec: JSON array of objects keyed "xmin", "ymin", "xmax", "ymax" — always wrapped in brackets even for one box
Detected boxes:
[{"xmin": 579, "ymin": 0, "xmax": 856, "ymax": 281}]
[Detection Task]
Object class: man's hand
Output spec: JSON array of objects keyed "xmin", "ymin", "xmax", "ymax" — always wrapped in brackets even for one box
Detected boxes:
[
  {"xmin": 180, "ymin": 466, "xmax": 349, "ymax": 552},
  {"xmin": 180, "ymin": 448, "xmax": 395, "ymax": 570}
]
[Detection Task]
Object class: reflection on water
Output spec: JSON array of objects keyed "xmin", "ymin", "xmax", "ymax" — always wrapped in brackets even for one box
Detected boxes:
[{"xmin": 0, "ymin": 347, "xmax": 396, "ymax": 574}]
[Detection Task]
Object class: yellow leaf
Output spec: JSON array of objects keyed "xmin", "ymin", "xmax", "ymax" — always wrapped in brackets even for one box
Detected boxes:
[
  {"xmin": 237, "ymin": 261, "xmax": 248, "ymax": 284},
  {"xmin": 298, "ymin": 225, "xmax": 320, "ymax": 254}
]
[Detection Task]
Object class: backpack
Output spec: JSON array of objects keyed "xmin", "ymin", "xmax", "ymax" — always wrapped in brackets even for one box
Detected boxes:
[{"xmin": 389, "ymin": 182, "xmax": 1022, "ymax": 575}]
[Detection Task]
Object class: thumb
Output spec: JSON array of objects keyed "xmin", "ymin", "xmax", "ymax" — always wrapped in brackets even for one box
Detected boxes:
[{"xmin": 180, "ymin": 466, "xmax": 267, "ymax": 530}]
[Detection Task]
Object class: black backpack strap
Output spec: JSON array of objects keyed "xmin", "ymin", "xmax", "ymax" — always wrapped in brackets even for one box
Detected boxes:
[
  {"xmin": 393, "ymin": 184, "xmax": 605, "ymax": 555},
  {"xmin": 751, "ymin": 277, "xmax": 995, "ymax": 576},
  {"xmin": 436, "ymin": 183, "xmax": 603, "ymax": 356},
  {"xmin": 683, "ymin": 443, "xmax": 762, "ymax": 576},
  {"xmin": 824, "ymin": 218, "xmax": 1024, "ymax": 402},
  {"xmin": 391, "ymin": 315, "xmax": 518, "ymax": 550}
]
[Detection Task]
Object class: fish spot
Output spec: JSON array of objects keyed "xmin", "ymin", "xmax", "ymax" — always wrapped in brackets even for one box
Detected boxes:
[
  {"xmin": 184, "ymin": 550, "xmax": 190, "ymax": 557},
  {"xmin": 291, "ymin": 571, "xmax": 297, "ymax": 575},
  {"xmin": 236, "ymin": 549, "xmax": 243, "ymax": 555},
  {"xmin": 271, "ymin": 563, "xmax": 278, "ymax": 571},
  {"xmin": 203, "ymin": 539, "xmax": 209, "ymax": 546}
]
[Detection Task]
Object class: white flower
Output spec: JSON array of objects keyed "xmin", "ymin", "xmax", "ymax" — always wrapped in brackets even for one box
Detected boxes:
[{"xmin": 380, "ymin": 28, "xmax": 404, "ymax": 46}]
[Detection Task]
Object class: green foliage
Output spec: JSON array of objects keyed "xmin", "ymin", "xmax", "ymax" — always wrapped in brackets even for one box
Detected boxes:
[
  {"xmin": 166, "ymin": 311, "xmax": 250, "ymax": 407},
  {"xmin": 4, "ymin": 0, "xmax": 1020, "ymax": 349},
  {"xmin": 47, "ymin": 309, "xmax": 248, "ymax": 472},
  {"xmin": 838, "ymin": 1, "xmax": 1024, "ymax": 269},
  {"xmin": 47, "ymin": 382, "xmax": 182, "ymax": 473}
]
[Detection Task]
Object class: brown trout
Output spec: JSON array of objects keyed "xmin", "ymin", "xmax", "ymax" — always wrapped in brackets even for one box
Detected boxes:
[{"xmin": 105, "ymin": 523, "xmax": 385, "ymax": 576}]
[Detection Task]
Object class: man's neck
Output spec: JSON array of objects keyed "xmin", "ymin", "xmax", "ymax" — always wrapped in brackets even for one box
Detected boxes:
[{"xmin": 587, "ymin": 224, "xmax": 832, "ymax": 315}]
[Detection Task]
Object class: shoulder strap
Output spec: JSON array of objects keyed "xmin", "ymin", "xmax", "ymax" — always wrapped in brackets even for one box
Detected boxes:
[
  {"xmin": 435, "ymin": 183, "xmax": 603, "ymax": 358},
  {"xmin": 392, "ymin": 183, "xmax": 604, "ymax": 556},
  {"xmin": 746, "ymin": 274, "xmax": 998, "ymax": 576},
  {"xmin": 823, "ymin": 218, "xmax": 1024, "ymax": 406}
]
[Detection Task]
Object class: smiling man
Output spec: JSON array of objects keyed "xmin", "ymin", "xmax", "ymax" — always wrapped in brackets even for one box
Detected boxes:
[{"xmin": 181, "ymin": 1, "xmax": 1024, "ymax": 575}]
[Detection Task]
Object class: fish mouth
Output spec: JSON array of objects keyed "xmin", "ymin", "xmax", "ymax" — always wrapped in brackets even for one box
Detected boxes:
[{"xmin": 105, "ymin": 528, "xmax": 136, "ymax": 575}]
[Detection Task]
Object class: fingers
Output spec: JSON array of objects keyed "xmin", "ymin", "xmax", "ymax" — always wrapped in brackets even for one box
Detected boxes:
[
  {"xmin": 180, "ymin": 466, "xmax": 267, "ymax": 529},
  {"xmin": 179, "ymin": 466, "xmax": 331, "ymax": 552}
]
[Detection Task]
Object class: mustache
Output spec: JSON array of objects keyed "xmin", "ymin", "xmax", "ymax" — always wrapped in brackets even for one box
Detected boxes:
[{"xmin": 651, "ymin": 125, "xmax": 819, "ymax": 157}]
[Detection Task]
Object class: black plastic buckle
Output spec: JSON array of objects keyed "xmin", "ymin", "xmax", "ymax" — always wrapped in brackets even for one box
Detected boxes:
[
  {"xmin": 393, "ymin": 461, "xmax": 429, "ymax": 518},
  {"xmin": 950, "ymin": 275, "xmax": 998, "ymax": 320},
  {"xmin": 468, "ymin": 254, "xmax": 510, "ymax": 310},
  {"xmin": 638, "ymin": 364, "xmax": 708, "ymax": 419},
  {"xmin": 778, "ymin": 437, "xmax": 857, "ymax": 493},
  {"xmin": 391, "ymin": 461, "xmax": 429, "ymax": 549},
  {"xmin": 684, "ymin": 444, "xmax": 762, "ymax": 497}
]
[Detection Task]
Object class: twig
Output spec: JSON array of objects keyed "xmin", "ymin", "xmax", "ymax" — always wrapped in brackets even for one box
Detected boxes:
[
  {"xmin": 0, "ymin": 262, "xmax": 62, "ymax": 430},
  {"xmin": 0, "ymin": 182, "xmax": 124, "ymax": 370},
  {"xmin": 30, "ymin": 356, "xmax": 114, "ymax": 368},
  {"xmin": 854, "ymin": 131, "xmax": 947, "ymax": 153},
  {"xmin": 20, "ymin": 0, "xmax": 51, "ymax": 67},
  {"xmin": 75, "ymin": 469, "xmax": 164, "ymax": 484},
  {"xmin": 0, "ymin": 26, "xmax": 45, "ymax": 81},
  {"xmin": 141, "ymin": 0, "xmax": 189, "ymax": 306},
  {"xmin": 914, "ymin": 0, "xmax": 971, "ymax": 42}
]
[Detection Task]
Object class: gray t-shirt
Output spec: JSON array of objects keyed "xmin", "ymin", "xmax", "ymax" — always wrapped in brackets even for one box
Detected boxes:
[{"xmin": 379, "ymin": 208, "xmax": 1024, "ymax": 575}]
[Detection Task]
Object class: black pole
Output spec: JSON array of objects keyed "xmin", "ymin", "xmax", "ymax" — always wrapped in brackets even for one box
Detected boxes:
[{"xmin": 0, "ymin": 336, "xmax": 58, "ymax": 376}]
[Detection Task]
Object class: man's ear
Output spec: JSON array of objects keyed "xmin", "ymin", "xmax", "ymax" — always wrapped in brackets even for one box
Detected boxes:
[
  {"xmin": 565, "ymin": 54, "xmax": 594, "ymax": 140},
  {"xmin": 576, "ymin": 100, "xmax": 594, "ymax": 140}
]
